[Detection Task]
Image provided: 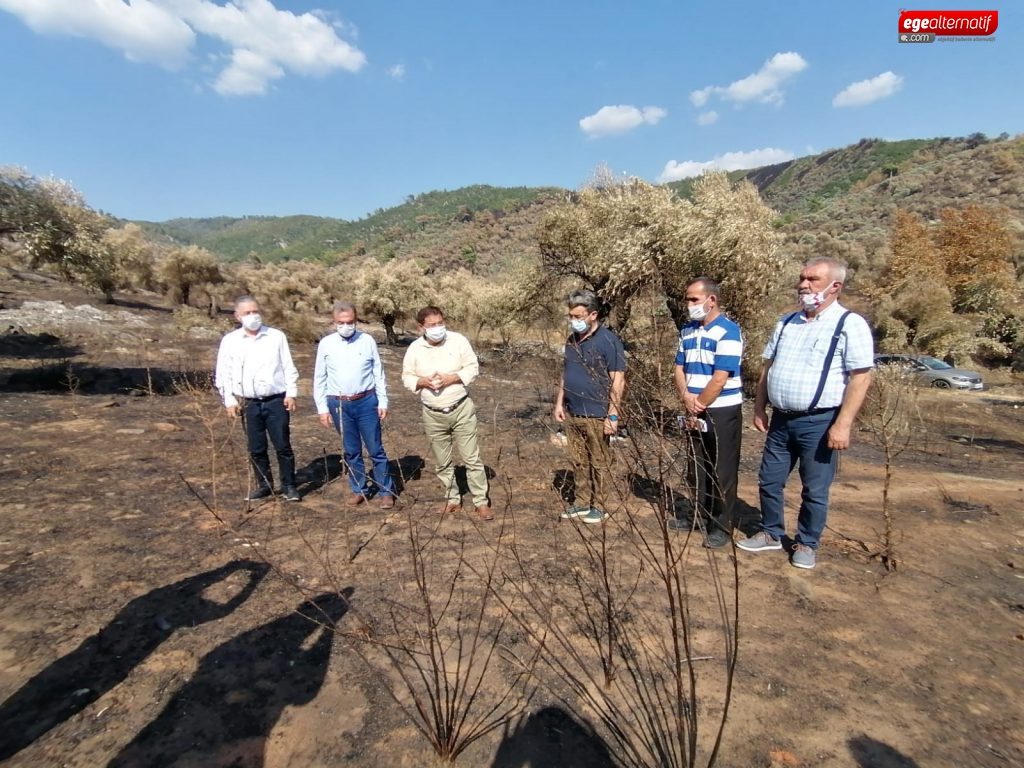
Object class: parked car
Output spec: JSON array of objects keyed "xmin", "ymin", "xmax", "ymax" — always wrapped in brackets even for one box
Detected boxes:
[{"xmin": 874, "ymin": 354, "xmax": 984, "ymax": 390}]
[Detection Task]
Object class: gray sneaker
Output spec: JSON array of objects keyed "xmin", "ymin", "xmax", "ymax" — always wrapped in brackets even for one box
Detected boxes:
[
  {"xmin": 736, "ymin": 531, "xmax": 783, "ymax": 552},
  {"xmin": 790, "ymin": 544, "xmax": 816, "ymax": 569},
  {"xmin": 582, "ymin": 508, "xmax": 609, "ymax": 524},
  {"xmin": 560, "ymin": 505, "xmax": 590, "ymax": 520}
]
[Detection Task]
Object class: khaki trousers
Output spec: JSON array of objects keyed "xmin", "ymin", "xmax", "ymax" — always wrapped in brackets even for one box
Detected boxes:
[
  {"xmin": 421, "ymin": 398, "xmax": 489, "ymax": 506},
  {"xmin": 565, "ymin": 414, "xmax": 613, "ymax": 511}
]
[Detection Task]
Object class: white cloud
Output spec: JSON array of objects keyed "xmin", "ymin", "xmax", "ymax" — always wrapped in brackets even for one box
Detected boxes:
[
  {"xmin": 579, "ymin": 105, "xmax": 667, "ymax": 138},
  {"xmin": 0, "ymin": 0, "xmax": 366, "ymax": 96},
  {"xmin": 832, "ymin": 71, "xmax": 904, "ymax": 107},
  {"xmin": 697, "ymin": 110, "xmax": 718, "ymax": 126},
  {"xmin": 0, "ymin": 0, "xmax": 194, "ymax": 68},
  {"xmin": 689, "ymin": 52, "xmax": 808, "ymax": 108},
  {"xmin": 658, "ymin": 147, "xmax": 795, "ymax": 182},
  {"xmin": 387, "ymin": 64, "xmax": 406, "ymax": 80}
]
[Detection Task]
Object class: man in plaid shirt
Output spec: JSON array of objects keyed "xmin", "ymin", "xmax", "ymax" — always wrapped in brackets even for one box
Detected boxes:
[{"xmin": 737, "ymin": 258, "xmax": 874, "ymax": 569}]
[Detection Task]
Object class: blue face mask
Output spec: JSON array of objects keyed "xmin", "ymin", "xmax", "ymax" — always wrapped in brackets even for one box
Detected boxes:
[{"xmin": 570, "ymin": 318, "xmax": 590, "ymax": 334}]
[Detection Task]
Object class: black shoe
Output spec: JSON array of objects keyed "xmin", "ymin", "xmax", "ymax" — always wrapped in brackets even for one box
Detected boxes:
[
  {"xmin": 281, "ymin": 486, "xmax": 302, "ymax": 502},
  {"xmin": 704, "ymin": 527, "xmax": 732, "ymax": 549},
  {"xmin": 666, "ymin": 517, "xmax": 693, "ymax": 532},
  {"xmin": 245, "ymin": 487, "xmax": 273, "ymax": 502}
]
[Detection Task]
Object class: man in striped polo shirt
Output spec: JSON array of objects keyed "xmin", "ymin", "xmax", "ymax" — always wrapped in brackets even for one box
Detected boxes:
[{"xmin": 673, "ymin": 277, "xmax": 743, "ymax": 548}]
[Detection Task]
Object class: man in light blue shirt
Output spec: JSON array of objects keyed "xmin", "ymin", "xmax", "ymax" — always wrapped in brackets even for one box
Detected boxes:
[
  {"xmin": 313, "ymin": 302, "xmax": 396, "ymax": 509},
  {"xmin": 737, "ymin": 258, "xmax": 874, "ymax": 569}
]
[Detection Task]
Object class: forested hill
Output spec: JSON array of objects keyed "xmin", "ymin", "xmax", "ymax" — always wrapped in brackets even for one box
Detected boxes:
[{"xmin": 137, "ymin": 133, "xmax": 1024, "ymax": 279}]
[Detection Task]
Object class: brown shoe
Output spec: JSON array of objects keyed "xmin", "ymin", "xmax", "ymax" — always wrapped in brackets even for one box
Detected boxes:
[
  {"xmin": 346, "ymin": 493, "xmax": 366, "ymax": 507},
  {"xmin": 379, "ymin": 495, "xmax": 395, "ymax": 509},
  {"xmin": 476, "ymin": 504, "xmax": 494, "ymax": 521},
  {"xmin": 437, "ymin": 501, "xmax": 461, "ymax": 515}
]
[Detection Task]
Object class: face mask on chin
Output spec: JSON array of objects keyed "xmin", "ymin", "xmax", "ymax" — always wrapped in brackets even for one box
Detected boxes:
[
  {"xmin": 336, "ymin": 323, "xmax": 356, "ymax": 338},
  {"xmin": 240, "ymin": 314, "xmax": 263, "ymax": 332},
  {"xmin": 800, "ymin": 283, "xmax": 836, "ymax": 311}
]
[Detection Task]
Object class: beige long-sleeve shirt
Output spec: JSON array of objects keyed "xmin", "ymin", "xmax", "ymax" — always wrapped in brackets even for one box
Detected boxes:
[{"xmin": 401, "ymin": 331, "xmax": 479, "ymax": 408}]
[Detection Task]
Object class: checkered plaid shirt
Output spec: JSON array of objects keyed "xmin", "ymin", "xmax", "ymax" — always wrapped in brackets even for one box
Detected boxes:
[{"xmin": 763, "ymin": 302, "xmax": 874, "ymax": 411}]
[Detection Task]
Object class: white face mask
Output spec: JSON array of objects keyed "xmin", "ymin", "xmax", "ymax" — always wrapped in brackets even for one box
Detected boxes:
[
  {"xmin": 570, "ymin": 318, "xmax": 590, "ymax": 334},
  {"xmin": 687, "ymin": 298, "xmax": 710, "ymax": 322},
  {"xmin": 799, "ymin": 285, "xmax": 835, "ymax": 311},
  {"xmin": 240, "ymin": 313, "xmax": 263, "ymax": 332},
  {"xmin": 425, "ymin": 325, "xmax": 447, "ymax": 342},
  {"xmin": 336, "ymin": 323, "xmax": 356, "ymax": 338}
]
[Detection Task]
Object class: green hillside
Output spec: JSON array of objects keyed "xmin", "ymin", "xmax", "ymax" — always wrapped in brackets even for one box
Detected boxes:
[
  {"xmin": 137, "ymin": 185, "xmax": 562, "ymax": 263},
  {"xmin": 137, "ymin": 133, "xmax": 1023, "ymax": 283}
]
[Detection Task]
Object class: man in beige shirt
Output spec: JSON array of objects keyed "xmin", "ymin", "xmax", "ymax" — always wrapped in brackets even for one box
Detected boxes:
[{"xmin": 401, "ymin": 306, "xmax": 492, "ymax": 520}]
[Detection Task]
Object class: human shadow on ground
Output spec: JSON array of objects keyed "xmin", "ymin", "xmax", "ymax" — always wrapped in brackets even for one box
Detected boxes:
[
  {"xmin": 490, "ymin": 706, "xmax": 615, "ymax": 768},
  {"xmin": 0, "ymin": 559, "xmax": 269, "ymax": 761},
  {"xmin": 454, "ymin": 463, "xmax": 497, "ymax": 495},
  {"xmin": 107, "ymin": 589, "xmax": 352, "ymax": 768},
  {"xmin": 848, "ymin": 734, "xmax": 921, "ymax": 768},
  {"xmin": 296, "ymin": 453, "xmax": 425, "ymax": 496}
]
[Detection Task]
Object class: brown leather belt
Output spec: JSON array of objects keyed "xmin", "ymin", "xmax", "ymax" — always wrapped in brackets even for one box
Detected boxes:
[{"xmin": 332, "ymin": 389, "xmax": 373, "ymax": 402}]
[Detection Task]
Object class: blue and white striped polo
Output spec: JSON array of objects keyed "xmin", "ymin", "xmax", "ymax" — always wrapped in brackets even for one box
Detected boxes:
[{"xmin": 675, "ymin": 315, "xmax": 744, "ymax": 408}]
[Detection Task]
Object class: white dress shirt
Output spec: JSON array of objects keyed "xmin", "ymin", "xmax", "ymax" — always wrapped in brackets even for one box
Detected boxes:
[
  {"xmin": 214, "ymin": 325, "xmax": 299, "ymax": 408},
  {"xmin": 313, "ymin": 330, "xmax": 388, "ymax": 414}
]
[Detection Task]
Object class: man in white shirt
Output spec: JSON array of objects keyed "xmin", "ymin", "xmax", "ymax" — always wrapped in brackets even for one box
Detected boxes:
[
  {"xmin": 402, "ymin": 306, "xmax": 492, "ymax": 520},
  {"xmin": 214, "ymin": 296, "xmax": 300, "ymax": 502},
  {"xmin": 313, "ymin": 302, "xmax": 396, "ymax": 509}
]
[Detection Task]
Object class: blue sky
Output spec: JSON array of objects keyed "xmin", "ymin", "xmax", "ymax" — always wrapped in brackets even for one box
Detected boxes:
[{"xmin": 1, "ymin": 0, "xmax": 1020, "ymax": 222}]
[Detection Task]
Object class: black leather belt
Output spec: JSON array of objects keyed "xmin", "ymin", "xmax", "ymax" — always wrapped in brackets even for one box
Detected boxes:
[
  {"xmin": 239, "ymin": 392, "xmax": 285, "ymax": 403},
  {"xmin": 773, "ymin": 406, "xmax": 837, "ymax": 417},
  {"xmin": 423, "ymin": 396, "xmax": 469, "ymax": 414}
]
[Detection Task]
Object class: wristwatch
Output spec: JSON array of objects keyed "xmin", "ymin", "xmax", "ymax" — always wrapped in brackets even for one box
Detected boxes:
[{"xmin": 608, "ymin": 414, "xmax": 619, "ymax": 422}]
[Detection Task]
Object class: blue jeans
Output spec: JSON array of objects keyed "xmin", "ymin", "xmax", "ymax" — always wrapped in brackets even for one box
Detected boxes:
[
  {"xmin": 757, "ymin": 409, "xmax": 838, "ymax": 549},
  {"xmin": 242, "ymin": 394, "xmax": 295, "ymax": 490},
  {"xmin": 327, "ymin": 393, "xmax": 394, "ymax": 497}
]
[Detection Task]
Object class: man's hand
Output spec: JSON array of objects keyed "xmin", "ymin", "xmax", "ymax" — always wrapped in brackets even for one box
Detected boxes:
[
  {"xmin": 682, "ymin": 392, "xmax": 706, "ymax": 415},
  {"xmin": 553, "ymin": 404, "xmax": 566, "ymax": 423},
  {"xmin": 753, "ymin": 405, "xmax": 769, "ymax": 433},
  {"xmin": 439, "ymin": 372, "xmax": 461, "ymax": 388},
  {"xmin": 226, "ymin": 405, "xmax": 239, "ymax": 419},
  {"xmin": 827, "ymin": 422, "xmax": 852, "ymax": 450},
  {"xmin": 417, "ymin": 375, "xmax": 437, "ymax": 392},
  {"xmin": 378, "ymin": 407, "xmax": 388, "ymax": 421},
  {"xmin": 318, "ymin": 413, "xmax": 333, "ymax": 429},
  {"xmin": 284, "ymin": 397, "xmax": 297, "ymax": 413},
  {"xmin": 603, "ymin": 417, "xmax": 618, "ymax": 436}
]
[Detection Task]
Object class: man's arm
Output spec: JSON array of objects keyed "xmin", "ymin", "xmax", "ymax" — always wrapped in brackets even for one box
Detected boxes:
[
  {"xmin": 605, "ymin": 370, "xmax": 625, "ymax": 434},
  {"xmin": 312, "ymin": 339, "xmax": 330, "ymax": 415},
  {"xmin": 827, "ymin": 368, "xmax": 872, "ymax": 450},
  {"xmin": 553, "ymin": 374, "xmax": 566, "ymax": 422},
  {"xmin": 214, "ymin": 336, "xmax": 239, "ymax": 414},
  {"xmin": 369, "ymin": 338, "xmax": 388, "ymax": 412},
  {"xmin": 279, "ymin": 332, "xmax": 299, "ymax": 412},
  {"xmin": 752, "ymin": 359, "xmax": 772, "ymax": 433}
]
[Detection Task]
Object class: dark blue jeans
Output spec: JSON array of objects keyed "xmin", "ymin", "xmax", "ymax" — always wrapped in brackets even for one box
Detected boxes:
[
  {"xmin": 327, "ymin": 393, "xmax": 394, "ymax": 497},
  {"xmin": 242, "ymin": 394, "xmax": 295, "ymax": 490},
  {"xmin": 757, "ymin": 409, "xmax": 838, "ymax": 549}
]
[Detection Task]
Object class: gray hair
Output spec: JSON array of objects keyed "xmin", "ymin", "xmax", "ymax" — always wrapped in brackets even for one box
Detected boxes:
[
  {"xmin": 567, "ymin": 289, "xmax": 600, "ymax": 314},
  {"xmin": 234, "ymin": 295, "xmax": 260, "ymax": 310},
  {"xmin": 687, "ymin": 276, "xmax": 721, "ymax": 300},
  {"xmin": 332, "ymin": 301, "xmax": 358, "ymax": 318},
  {"xmin": 804, "ymin": 257, "xmax": 847, "ymax": 284}
]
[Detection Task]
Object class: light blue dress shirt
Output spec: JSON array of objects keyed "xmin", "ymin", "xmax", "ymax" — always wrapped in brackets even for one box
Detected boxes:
[{"xmin": 313, "ymin": 330, "xmax": 388, "ymax": 414}]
